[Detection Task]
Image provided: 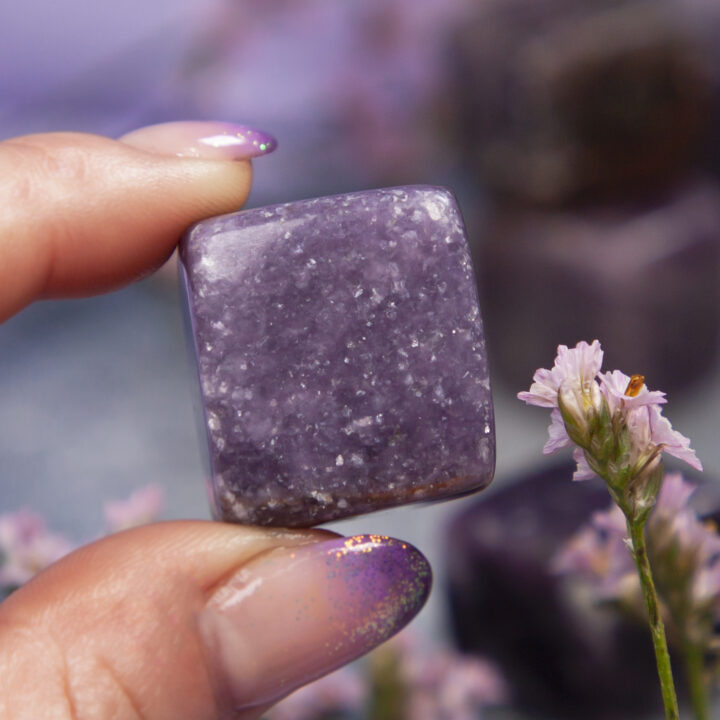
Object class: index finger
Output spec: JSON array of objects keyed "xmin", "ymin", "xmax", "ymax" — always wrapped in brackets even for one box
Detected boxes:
[{"xmin": 0, "ymin": 126, "xmax": 256, "ymax": 322}]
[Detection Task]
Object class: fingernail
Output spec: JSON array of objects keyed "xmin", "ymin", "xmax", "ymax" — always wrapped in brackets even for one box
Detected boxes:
[
  {"xmin": 119, "ymin": 121, "xmax": 277, "ymax": 160},
  {"xmin": 199, "ymin": 534, "xmax": 431, "ymax": 711}
]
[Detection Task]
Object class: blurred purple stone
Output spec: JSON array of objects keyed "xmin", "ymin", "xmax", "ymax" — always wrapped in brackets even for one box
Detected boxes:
[
  {"xmin": 447, "ymin": 0, "xmax": 713, "ymax": 205},
  {"xmin": 445, "ymin": 461, "xmax": 662, "ymax": 719},
  {"xmin": 477, "ymin": 178, "xmax": 720, "ymax": 393},
  {"xmin": 179, "ymin": 186, "xmax": 494, "ymax": 526}
]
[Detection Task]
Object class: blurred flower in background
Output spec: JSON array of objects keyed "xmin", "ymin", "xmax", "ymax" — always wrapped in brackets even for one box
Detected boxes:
[
  {"xmin": 263, "ymin": 668, "xmax": 365, "ymax": 720},
  {"xmin": 554, "ymin": 473, "xmax": 720, "ymax": 638},
  {"xmin": 0, "ymin": 510, "xmax": 74, "ymax": 596},
  {"xmin": 554, "ymin": 473, "xmax": 720, "ymax": 715},
  {"xmin": 0, "ymin": 485, "xmax": 165, "ymax": 599},
  {"xmin": 264, "ymin": 631, "xmax": 507, "ymax": 720},
  {"xmin": 400, "ymin": 647, "xmax": 508, "ymax": 720},
  {"xmin": 104, "ymin": 483, "xmax": 165, "ymax": 533},
  {"xmin": 551, "ymin": 501, "xmax": 634, "ymax": 600}
]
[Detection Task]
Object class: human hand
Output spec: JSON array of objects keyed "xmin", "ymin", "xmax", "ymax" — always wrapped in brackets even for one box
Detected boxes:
[{"xmin": 0, "ymin": 124, "xmax": 431, "ymax": 720}]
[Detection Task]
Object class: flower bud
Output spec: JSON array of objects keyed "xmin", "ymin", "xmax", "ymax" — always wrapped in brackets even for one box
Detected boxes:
[{"xmin": 558, "ymin": 378, "xmax": 601, "ymax": 448}]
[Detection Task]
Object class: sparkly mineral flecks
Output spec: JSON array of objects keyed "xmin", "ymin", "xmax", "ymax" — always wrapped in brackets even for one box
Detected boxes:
[
  {"xmin": 179, "ymin": 185, "xmax": 495, "ymax": 526},
  {"xmin": 200, "ymin": 534, "xmax": 431, "ymax": 710}
]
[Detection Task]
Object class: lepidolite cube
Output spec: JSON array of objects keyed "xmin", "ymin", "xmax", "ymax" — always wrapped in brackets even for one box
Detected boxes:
[{"xmin": 179, "ymin": 186, "xmax": 494, "ymax": 526}]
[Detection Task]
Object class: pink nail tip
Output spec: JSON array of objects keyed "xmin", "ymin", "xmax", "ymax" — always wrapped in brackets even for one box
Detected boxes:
[
  {"xmin": 119, "ymin": 121, "xmax": 277, "ymax": 160},
  {"xmin": 198, "ymin": 126, "xmax": 278, "ymax": 157}
]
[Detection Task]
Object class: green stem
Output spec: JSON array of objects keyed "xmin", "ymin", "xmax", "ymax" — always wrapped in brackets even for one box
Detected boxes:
[
  {"xmin": 683, "ymin": 637, "xmax": 709, "ymax": 720},
  {"xmin": 627, "ymin": 518, "xmax": 680, "ymax": 720}
]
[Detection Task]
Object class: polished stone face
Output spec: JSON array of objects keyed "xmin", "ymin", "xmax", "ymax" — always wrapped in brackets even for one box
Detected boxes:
[{"xmin": 179, "ymin": 185, "xmax": 494, "ymax": 526}]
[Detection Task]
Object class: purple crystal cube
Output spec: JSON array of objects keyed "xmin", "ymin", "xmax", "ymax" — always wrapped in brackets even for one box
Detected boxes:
[{"xmin": 179, "ymin": 186, "xmax": 494, "ymax": 526}]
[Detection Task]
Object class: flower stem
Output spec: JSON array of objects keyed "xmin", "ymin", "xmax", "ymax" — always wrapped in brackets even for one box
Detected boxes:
[
  {"xmin": 627, "ymin": 518, "xmax": 680, "ymax": 720},
  {"xmin": 683, "ymin": 637, "xmax": 709, "ymax": 720}
]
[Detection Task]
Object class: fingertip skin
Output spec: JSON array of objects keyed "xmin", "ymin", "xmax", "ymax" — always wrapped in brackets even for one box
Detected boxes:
[
  {"xmin": 0, "ymin": 522, "xmax": 333, "ymax": 720},
  {"xmin": 0, "ymin": 525, "xmax": 429, "ymax": 720},
  {"xmin": 0, "ymin": 131, "xmax": 253, "ymax": 322}
]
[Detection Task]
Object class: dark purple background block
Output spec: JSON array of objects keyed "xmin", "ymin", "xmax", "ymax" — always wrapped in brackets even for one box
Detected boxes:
[
  {"xmin": 445, "ymin": 462, "xmax": 662, "ymax": 719},
  {"xmin": 477, "ymin": 178, "xmax": 720, "ymax": 394},
  {"xmin": 179, "ymin": 186, "xmax": 494, "ymax": 526},
  {"xmin": 448, "ymin": 0, "xmax": 713, "ymax": 205}
]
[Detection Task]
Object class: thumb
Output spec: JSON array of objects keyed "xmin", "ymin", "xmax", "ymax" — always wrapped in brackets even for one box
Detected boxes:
[{"xmin": 0, "ymin": 522, "xmax": 431, "ymax": 720}]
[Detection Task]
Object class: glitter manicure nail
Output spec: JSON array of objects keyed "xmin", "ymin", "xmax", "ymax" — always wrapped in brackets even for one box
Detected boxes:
[
  {"xmin": 120, "ymin": 121, "xmax": 277, "ymax": 160},
  {"xmin": 198, "ymin": 534, "xmax": 431, "ymax": 710}
]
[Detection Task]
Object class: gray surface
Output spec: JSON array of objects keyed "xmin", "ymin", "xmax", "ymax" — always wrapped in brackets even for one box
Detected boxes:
[{"xmin": 0, "ymin": 281, "xmax": 207, "ymax": 540}]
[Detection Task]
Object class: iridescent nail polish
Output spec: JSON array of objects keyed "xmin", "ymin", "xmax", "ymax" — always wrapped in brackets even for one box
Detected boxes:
[
  {"xmin": 200, "ymin": 535, "xmax": 431, "ymax": 709},
  {"xmin": 179, "ymin": 185, "xmax": 495, "ymax": 526}
]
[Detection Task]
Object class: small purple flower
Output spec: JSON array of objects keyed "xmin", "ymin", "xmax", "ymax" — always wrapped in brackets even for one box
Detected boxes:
[
  {"xmin": 599, "ymin": 370, "xmax": 701, "ymax": 472},
  {"xmin": 0, "ymin": 510, "xmax": 74, "ymax": 589},
  {"xmin": 103, "ymin": 484, "xmax": 165, "ymax": 532},
  {"xmin": 518, "ymin": 340, "xmax": 603, "ymax": 410},
  {"xmin": 647, "ymin": 407, "xmax": 703, "ymax": 472},
  {"xmin": 518, "ymin": 340, "xmax": 702, "ymax": 485},
  {"xmin": 386, "ymin": 632, "xmax": 507, "ymax": 720},
  {"xmin": 598, "ymin": 369, "xmax": 667, "ymax": 412},
  {"xmin": 519, "ymin": 341, "xmax": 604, "ymax": 463},
  {"xmin": 405, "ymin": 651, "xmax": 507, "ymax": 720},
  {"xmin": 554, "ymin": 473, "xmax": 720, "ymax": 630},
  {"xmin": 552, "ymin": 504, "xmax": 635, "ymax": 599}
]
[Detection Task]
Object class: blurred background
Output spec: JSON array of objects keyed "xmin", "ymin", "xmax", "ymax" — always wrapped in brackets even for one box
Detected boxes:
[{"xmin": 2, "ymin": 1, "xmax": 720, "ymax": 717}]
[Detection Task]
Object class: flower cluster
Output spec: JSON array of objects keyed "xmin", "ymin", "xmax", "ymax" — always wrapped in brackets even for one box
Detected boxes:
[
  {"xmin": 0, "ymin": 485, "xmax": 165, "ymax": 599},
  {"xmin": 0, "ymin": 511, "xmax": 74, "ymax": 594},
  {"xmin": 520, "ymin": 340, "xmax": 706, "ymax": 718},
  {"xmin": 554, "ymin": 472, "xmax": 720, "ymax": 656},
  {"xmin": 264, "ymin": 631, "xmax": 507, "ymax": 720},
  {"xmin": 264, "ymin": 667, "xmax": 365, "ymax": 720},
  {"xmin": 401, "ymin": 647, "xmax": 507, "ymax": 720},
  {"xmin": 519, "ymin": 340, "xmax": 701, "ymax": 520}
]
